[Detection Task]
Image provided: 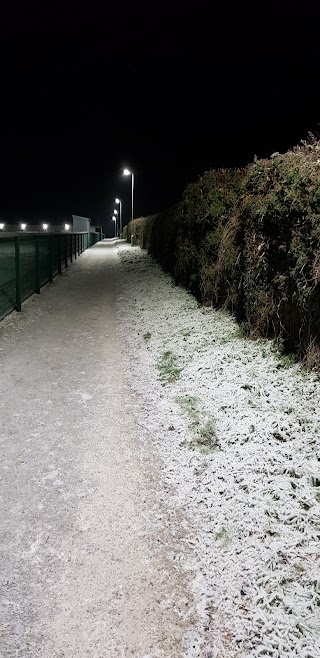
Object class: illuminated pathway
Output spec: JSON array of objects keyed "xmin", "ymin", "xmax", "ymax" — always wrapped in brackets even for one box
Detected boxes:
[{"xmin": 0, "ymin": 240, "xmax": 194, "ymax": 658}]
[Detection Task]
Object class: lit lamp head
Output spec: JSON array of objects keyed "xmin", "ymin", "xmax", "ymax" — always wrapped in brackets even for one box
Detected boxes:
[
  {"xmin": 21, "ymin": 223, "xmax": 26, "ymax": 231},
  {"xmin": 113, "ymin": 209, "xmax": 118, "ymax": 214},
  {"xmin": 123, "ymin": 168, "xmax": 131, "ymax": 176},
  {"xmin": 115, "ymin": 198, "xmax": 120, "ymax": 204},
  {"xmin": 0, "ymin": 223, "xmax": 4, "ymax": 230},
  {"xmin": 65, "ymin": 224, "xmax": 70, "ymax": 231},
  {"xmin": 42, "ymin": 223, "xmax": 48, "ymax": 231}
]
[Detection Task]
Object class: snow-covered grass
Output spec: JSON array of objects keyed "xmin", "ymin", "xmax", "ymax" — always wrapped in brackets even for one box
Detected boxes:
[{"xmin": 115, "ymin": 244, "xmax": 320, "ymax": 658}]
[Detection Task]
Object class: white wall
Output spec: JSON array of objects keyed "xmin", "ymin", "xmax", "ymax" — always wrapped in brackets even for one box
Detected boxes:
[{"xmin": 72, "ymin": 215, "xmax": 91, "ymax": 234}]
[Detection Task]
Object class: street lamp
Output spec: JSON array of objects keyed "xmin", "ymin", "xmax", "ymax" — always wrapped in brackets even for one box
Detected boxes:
[
  {"xmin": 112, "ymin": 215, "xmax": 116, "ymax": 238},
  {"xmin": 115, "ymin": 198, "xmax": 122, "ymax": 236},
  {"xmin": 123, "ymin": 168, "xmax": 134, "ymax": 225},
  {"xmin": 65, "ymin": 224, "xmax": 70, "ymax": 231},
  {"xmin": 21, "ymin": 223, "xmax": 26, "ymax": 231},
  {"xmin": 0, "ymin": 223, "xmax": 4, "ymax": 230},
  {"xmin": 42, "ymin": 223, "xmax": 48, "ymax": 231}
]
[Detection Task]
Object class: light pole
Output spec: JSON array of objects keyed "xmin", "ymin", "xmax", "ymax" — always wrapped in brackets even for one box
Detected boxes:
[
  {"xmin": 113, "ymin": 209, "xmax": 118, "ymax": 237},
  {"xmin": 123, "ymin": 167, "xmax": 134, "ymax": 225},
  {"xmin": 112, "ymin": 216, "xmax": 116, "ymax": 238},
  {"xmin": 115, "ymin": 198, "xmax": 122, "ymax": 236}
]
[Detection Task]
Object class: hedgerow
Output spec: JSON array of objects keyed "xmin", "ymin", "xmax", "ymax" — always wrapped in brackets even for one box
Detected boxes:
[{"xmin": 124, "ymin": 136, "xmax": 320, "ymax": 368}]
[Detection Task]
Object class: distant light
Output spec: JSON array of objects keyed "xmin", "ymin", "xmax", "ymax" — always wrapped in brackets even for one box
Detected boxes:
[
  {"xmin": 115, "ymin": 198, "xmax": 120, "ymax": 203},
  {"xmin": 65, "ymin": 224, "xmax": 70, "ymax": 231},
  {"xmin": 42, "ymin": 223, "xmax": 48, "ymax": 231},
  {"xmin": 112, "ymin": 216, "xmax": 116, "ymax": 222},
  {"xmin": 123, "ymin": 168, "xmax": 131, "ymax": 176},
  {"xmin": 21, "ymin": 223, "xmax": 26, "ymax": 231},
  {"xmin": 0, "ymin": 223, "xmax": 4, "ymax": 230},
  {"xmin": 113, "ymin": 209, "xmax": 118, "ymax": 214}
]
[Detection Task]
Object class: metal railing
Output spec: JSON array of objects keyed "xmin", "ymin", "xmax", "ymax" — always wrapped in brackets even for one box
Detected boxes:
[{"xmin": 0, "ymin": 232, "xmax": 97, "ymax": 320}]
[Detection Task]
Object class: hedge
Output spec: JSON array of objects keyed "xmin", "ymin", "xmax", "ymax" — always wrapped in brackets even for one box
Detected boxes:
[{"xmin": 124, "ymin": 136, "xmax": 320, "ymax": 368}]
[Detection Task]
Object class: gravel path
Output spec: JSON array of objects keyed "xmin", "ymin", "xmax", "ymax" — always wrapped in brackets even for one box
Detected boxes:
[{"xmin": 0, "ymin": 240, "xmax": 197, "ymax": 658}]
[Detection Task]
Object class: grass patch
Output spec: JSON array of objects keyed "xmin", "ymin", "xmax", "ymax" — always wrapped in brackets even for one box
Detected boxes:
[
  {"xmin": 276, "ymin": 353, "xmax": 297, "ymax": 370},
  {"xmin": 175, "ymin": 394, "xmax": 199, "ymax": 420},
  {"xmin": 196, "ymin": 419, "xmax": 218, "ymax": 449},
  {"xmin": 215, "ymin": 527, "xmax": 231, "ymax": 547},
  {"xmin": 157, "ymin": 351, "xmax": 181, "ymax": 384},
  {"xmin": 176, "ymin": 395, "xmax": 219, "ymax": 452}
]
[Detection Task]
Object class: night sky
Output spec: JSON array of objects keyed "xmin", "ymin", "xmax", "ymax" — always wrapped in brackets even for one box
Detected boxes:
[{"xmin": 1, "ymin": 2, "xmax": 320, "ymax": 235}]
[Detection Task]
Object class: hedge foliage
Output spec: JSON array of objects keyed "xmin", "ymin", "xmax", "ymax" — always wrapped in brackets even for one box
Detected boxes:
[{"xmin": 125, "ymin": 137, "xmax": 320, "ymax": 367}]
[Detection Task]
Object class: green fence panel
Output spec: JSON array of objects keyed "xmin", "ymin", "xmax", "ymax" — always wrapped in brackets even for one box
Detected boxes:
[
  {"xmin": 67, "ymin": 235, "xmax": 72, "ymax": 261},
  {"xmin": 0, "ymin": 239, "xmax": 16, "ymax": 319},
  {"xmin": 0, "ymin": 232, "xmax": 89, "ymax": 319},
  {"xmin": 20, "ymin": 238, "xmax": 37, "ymax": 302},
  {"xmin": 52, "ymin": 235, "xmax": 60, "ymax": 277},
  {"xmin": 89, "ymin": 233, "xmax": 100, "ymax": 247},
  {"xmin": 39, "ymin": 236, "xmax": 50, "ymax": 286}
]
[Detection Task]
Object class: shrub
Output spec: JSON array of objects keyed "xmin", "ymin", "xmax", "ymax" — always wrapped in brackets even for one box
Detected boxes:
[{"xmin": 124, "ymin": 136, "xmax": 320, "ymax": 367}]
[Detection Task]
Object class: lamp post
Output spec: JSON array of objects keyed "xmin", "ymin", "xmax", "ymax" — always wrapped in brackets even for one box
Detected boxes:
[
  {"xmin": 123, "ymin": 167, "xmax": 134, "ymax": 226},
  {"xmin": 115, "ymin": 198, "xmax": 122, "ymax": 236},
  {"xmin": 113, "ymin": 209, "xmax": 118, "ymax": 238},
  {"xmin": 112, "ymin": 216, "xmax": 116, "ymax": 238}
]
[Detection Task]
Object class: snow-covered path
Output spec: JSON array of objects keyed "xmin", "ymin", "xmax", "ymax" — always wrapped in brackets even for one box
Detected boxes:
[
  {"xmin": 0, "ymin": 240, "xmax": 196, "ymax": 658},
  {"xmin": 1, "ymin": 239, "xmax": 320, "ymax": 658}
]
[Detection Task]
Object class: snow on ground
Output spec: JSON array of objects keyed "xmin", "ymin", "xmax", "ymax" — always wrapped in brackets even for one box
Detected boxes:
[{"xmin": 115, "ymin": 243, "xmax": 320, "ymax": 658}]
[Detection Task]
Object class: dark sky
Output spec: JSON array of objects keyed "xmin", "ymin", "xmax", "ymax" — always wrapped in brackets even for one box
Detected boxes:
[{"xmin": 1, "ymin": 1, "xmax": 320, "ymax": 235}]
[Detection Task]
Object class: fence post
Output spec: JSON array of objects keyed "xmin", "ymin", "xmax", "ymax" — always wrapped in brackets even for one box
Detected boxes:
[
  {"xmin": 74, "ymin": 235, "xmax": 77, "ymax": 259},
  {"xmin": 35, "ymin": 235, "xmax": 40, "ymax": 293},
  {"xmin": 49, "ymin": 235, "xmax": 53, "ymax": 282},
  {"xmin": 65, "ymin": 235, "xmax": 68, "ymax": 268},
  {"xmin": 15, "ymin": 237, "xmax": 21, "ymax": 312},
  {"xmin": 70, "ymin": 235, "xmax": 73, "ymax": 263},
  {"xmin": 58, "ymin": 235, "xmax": 62, "ymax": 274}
]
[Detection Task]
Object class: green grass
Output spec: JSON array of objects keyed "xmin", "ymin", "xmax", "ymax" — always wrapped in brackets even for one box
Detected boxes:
[
  {"xmin": 176, "ymin": 395, "xmax": 218, "ymax": 451},
  {"xmin": 175, "ymin": 394, "xmax": 199, "ymax": 420},
  {"xmin": 196, "ymin": 419, "xmax": 218, "ymax": 449},
  {"xmin": 215, "ymin": 527, "xmax": 231, "ymax": 548},
  {"xmin": 276, "ymin": 353, "xmax": 297, "ymax": 369},
  {"xmin": 157, "ymin": 351, "xmax": 181, "ymax": 384}
]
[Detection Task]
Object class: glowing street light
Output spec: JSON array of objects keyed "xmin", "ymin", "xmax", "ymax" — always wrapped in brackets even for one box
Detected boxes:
[
  {"xmin": 0, "ymin": 223, "xmax": 4, "ymax": 230},
  {"xmin": 112, "ymin": 209, "xmax": 119, "ymax": 236},
  {"xmin": 42, "ymin": 223, "xmax": 48, "ymax": 231},
  {"xmin": 21, "ymin": 223, "xmax": 26, "ymax": 231},
  {"xmin": 112, "ymin": 215, "xmax": 116, "ymax": 237},
  {"xmin": 122, "ymin": 168, "xmax": 134, "ymax": 228},
  {"xmin": 115, "ymin": 198, "xmax": 122, "ymax": 236},
  {"xmin": 65, "ymin": 224, "xmax": 70, "ymax": 231}
]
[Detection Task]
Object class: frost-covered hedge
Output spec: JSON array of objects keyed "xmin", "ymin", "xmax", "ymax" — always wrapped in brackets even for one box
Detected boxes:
[{"xmin": 126, "ymin": 137, "xmax": 320, "ymax": 367}]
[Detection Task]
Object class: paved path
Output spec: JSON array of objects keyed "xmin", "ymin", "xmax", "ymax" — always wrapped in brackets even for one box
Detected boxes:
[{"xmin": 0, "ymin": 240, "xmax": 193, "ymax": 658}]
